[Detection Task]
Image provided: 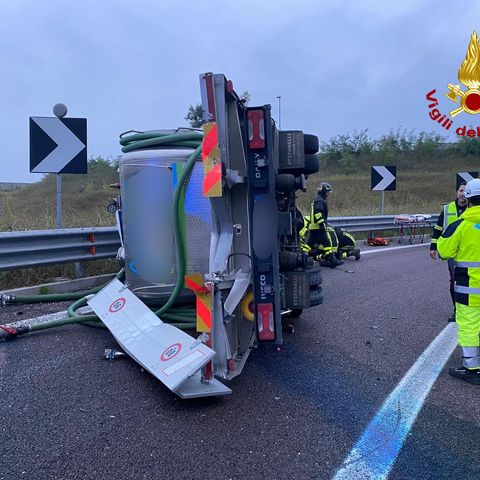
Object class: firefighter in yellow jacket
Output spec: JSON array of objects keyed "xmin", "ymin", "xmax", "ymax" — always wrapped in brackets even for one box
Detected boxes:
[{"xmin": 438, "ymin": 178, "xmax": 480, "ymax": 384}]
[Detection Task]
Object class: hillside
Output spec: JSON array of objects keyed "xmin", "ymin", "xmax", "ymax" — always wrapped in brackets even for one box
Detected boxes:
[
  {"xmin": 298, "ymin": 130, "xmax": 480, "ymax": 216},
  {"xmin": 0, "ymin": 158, "xmax": 119, "ymax": 231},
  {"xmin": 299, "ymin": 155, "xmax": 480, "ymax": 216}
]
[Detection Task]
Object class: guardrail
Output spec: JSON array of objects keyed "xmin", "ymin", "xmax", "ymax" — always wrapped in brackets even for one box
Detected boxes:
[
  {"xmin": 0, "ymin": 215, "xmax": 439, "ymax": 271},
  {"xmin": 329, "ymin": 214, "xmax": 439, "ymax": 232},
  {"xmin": 0, "ymin": 227, "xmax": 121, "ymax": 271}
]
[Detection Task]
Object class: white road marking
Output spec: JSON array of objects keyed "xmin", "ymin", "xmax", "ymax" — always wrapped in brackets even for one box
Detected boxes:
[
  {"xmin": 6, "ymin": 307, "xmax": 92, "ymax": 328},
  {"xmin": 361, "ymin": 243, "xmax": 429, "ymax": 255},
  {"xmin": 332, "ymin": 323, "xmax": 458, "ymax": 480}
]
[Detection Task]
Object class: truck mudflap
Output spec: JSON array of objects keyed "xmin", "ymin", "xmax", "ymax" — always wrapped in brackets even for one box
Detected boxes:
[{"xmin": 87, "ymin": 279, "xmax": 231, "ymax": 398}]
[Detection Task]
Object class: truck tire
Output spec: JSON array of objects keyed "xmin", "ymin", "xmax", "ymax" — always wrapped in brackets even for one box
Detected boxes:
[
  {"xmin": 279, "ymin": 251, "xmax": 297, "ymax": 271},
  {"xmin": 309, "ymin": 287, "xmax": 323, "ymax": 306},
  {"xmin": 276, "ymin": 174, "xmax": 295, "ymax": 193},
  {"xmin": 304, "ymin": 154, "xmax": 320, "ymax": 174},
  {"xmin": 309, "ymin": 268, "xmax": 323, "ymax": 287},
  {"xmin": 289, "ymin": 309, "xmax": 303, "ymax": 317},
  {"xmin": 304, "ymin": 134, "xmax": 319, "ymax": 154}
]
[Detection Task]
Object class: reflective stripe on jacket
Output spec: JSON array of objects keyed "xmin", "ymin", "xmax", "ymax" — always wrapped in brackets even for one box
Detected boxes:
[{"xmin": 443, "ymin": 201, "xmax": 459, "ymax": 230}]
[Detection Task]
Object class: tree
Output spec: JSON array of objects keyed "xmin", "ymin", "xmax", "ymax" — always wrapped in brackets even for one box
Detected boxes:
[
  {"xmin": 240, "ymin": 90, "xmax": 251, "ymax": 105},
  {"xmin": 185, "ymin": 104, "xmax": 205, "ymax": 128},
  {"xmin": 185, "ymin": 90, "xmax": 251, "ymax": 128}
]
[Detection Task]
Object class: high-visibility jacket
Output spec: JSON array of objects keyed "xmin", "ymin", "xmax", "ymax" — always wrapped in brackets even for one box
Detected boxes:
[
  {"xmin": 443, "ymin": 201, "xmax": 459, "ymax": 229},
  {"xmin": 437, "ymin": 205, "xmax": 480, "ymax": 306},
  {"xmin": 430, "ymin": 201, "xmax": 466, "ymax": 251},
  {"xmin": 299, "ymin": 212, "xmax": 333, "ymax": 254}
]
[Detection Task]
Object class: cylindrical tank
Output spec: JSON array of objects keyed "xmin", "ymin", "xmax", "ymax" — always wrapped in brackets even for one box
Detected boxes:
[{"xmin": 119, "ymin": 148, "xmax": 211, "ymax": 301}]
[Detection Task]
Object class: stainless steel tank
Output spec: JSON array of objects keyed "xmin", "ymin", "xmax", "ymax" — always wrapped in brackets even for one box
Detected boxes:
[{"xmin": 119, "ymin": 148, "xmax": 211, "ymax": 301}]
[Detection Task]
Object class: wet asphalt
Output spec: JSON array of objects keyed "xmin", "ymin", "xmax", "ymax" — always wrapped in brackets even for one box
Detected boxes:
[{"xmin": 1, "ymin": 245, "xmax": 479, "ymax": 480}]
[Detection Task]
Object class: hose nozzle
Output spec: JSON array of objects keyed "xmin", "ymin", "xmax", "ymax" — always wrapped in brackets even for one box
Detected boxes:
[
  {"xmin": 1, "ymin": 294, "xmax": 15, "ymax": 306},
  {"xmin": 0, "ymin": 325, "xmax": 29, "ymax": 340}
]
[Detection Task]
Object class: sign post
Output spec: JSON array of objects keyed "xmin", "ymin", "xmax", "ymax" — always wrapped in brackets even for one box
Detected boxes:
[
  {"xmin": 56, "ymin": 174, "xmax": 62, "ymax": 228},
  {"xmin": 371, "ymin": 165, "xmax": 397, "ymax": 215}
]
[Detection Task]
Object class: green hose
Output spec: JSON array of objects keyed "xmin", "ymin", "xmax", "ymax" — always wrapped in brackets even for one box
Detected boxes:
[
  {"xmin": 1, "ymin": 131, "xmax": 203, "ymax": 339},
  {"xmin": 119, "ymin": 131, "xmax": 203, "ymax": 153},
  {"xmin": 5, "ymin": 269, "xmax": 125, "ymax": 304},
  {"xmin": 9, "ymin": 287, "xmax": 101, "ymax": 304}
]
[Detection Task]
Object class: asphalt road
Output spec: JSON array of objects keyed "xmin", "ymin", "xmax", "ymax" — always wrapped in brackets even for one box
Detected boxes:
[{"xmin": 1, "ymin": 245, "xmax": 479, "ymax": 480}]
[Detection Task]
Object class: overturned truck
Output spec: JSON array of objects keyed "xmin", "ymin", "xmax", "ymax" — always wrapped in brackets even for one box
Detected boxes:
[{"xmin": 85, "ymin": 73, "xmax": 323, "ymax": 398}]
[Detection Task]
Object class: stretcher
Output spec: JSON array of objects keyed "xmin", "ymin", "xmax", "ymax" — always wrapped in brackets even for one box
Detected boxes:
[{"xmin": 394, "ymin": 214, "xmax": 432, "ymax": 244}]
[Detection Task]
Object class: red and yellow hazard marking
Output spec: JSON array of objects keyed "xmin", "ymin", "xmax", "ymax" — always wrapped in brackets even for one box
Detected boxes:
[
  {"xmin": 201, "ymin": 123, "xmax": 222, "ymax": 197},
  {"xmin": 185, "ymin": 273, "xmax": 212, "ymax": 332}
]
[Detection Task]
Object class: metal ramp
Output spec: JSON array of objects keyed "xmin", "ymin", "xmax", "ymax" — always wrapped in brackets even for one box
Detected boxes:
[{"xmin": 87, "ymin": 279, "xmax": 231, "ymax": 397}]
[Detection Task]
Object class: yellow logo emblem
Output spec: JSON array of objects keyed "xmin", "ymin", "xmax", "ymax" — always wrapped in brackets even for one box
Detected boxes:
[{"xmin": 446, "ymin": 31, "xmax": 480, "ymax": 116}]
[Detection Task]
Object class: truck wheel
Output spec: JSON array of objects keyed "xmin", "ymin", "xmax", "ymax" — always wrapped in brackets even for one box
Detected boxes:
[
  {"xmin": 275, "ymin": 174, "xmax": 295, "ymax": 193},
  {"xmin": 289, "ymin": 309, "xmax": 303, "ymax": 317},
  {"xmin": 304, "ymin": 154, "xmax": 320, "ymax": 174},
  {"xmin": 309, "ymin": 268, "xmax": 323, "ymax": 287},
  {"xmin": 304, "ymin": 134, "xmax": 319, "ymax": 154},
  {"xmin": 309, "ymin": 287, "xmax": 323, "ymax": 306}
]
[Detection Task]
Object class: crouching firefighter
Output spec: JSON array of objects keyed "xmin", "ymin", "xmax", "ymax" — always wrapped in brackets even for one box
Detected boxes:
[
  {"xmin": 334, "ymin": 227, "xmax": 361, "ymax": 261},
  {"xmin": 299, "ymin": 210, "xmax": 343, "ymax": 268},
  {"xmin": 437, "ymin": 178, "xmax": 480, "ymax": 385}
]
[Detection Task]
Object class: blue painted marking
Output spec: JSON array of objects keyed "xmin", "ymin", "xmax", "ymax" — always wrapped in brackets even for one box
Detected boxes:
[
  {"xmin": 172, "ymin": 162, "xmax": 211, "ymax": 224},
  {"xmin": 474, "ymin": 223, "xmax": 480, "ymax": 230},
  {"xmin": 129, "ymin": 260, "xmax": 139, "ymax": 275},
  {"xmin": 332, "ymin": 323, "xmax": 458, "ymax": 480}
]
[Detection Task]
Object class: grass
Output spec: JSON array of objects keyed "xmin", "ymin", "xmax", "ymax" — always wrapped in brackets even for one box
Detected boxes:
[
  {"xmin": 298, "ymin": 153, "xmax": 479, "ymax": 216},
  {"xmin": 0, "ymin": 158, "xmax": 118, "ymax": 231},
  {"xmin": 0, "ymin": 259, "xmax": 120, "ymax": 291}
]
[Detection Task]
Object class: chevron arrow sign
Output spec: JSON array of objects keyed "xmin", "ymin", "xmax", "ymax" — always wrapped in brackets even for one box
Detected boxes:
[
  {"xmin": 371, "ymin": 165, "xmax": 396, "ymax": 191},
  {"xmin": 29, "ymin": 117, "xmax": 87, "ymax": 174},
  {"xmin": 456, "ymin": 172, "xmax": 478, "ymax": 190}
]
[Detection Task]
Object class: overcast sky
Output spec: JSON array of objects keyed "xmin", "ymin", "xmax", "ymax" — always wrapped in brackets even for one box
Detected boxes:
[{"xmin": 1, "ymin": 0, "xmax": 479, "ymax": 182}]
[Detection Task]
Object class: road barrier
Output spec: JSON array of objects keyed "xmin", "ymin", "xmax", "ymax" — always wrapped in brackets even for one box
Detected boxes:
[
  {"xmin": 329, "ymin": 214, "xmax": 438, "ymax": 232},
  {"xmin": 0, "ymin": 215, "xmax": 438, "ymax": 271},
  {"xmin": 0, "ymin": 227, "xmax": 120, "ymax": 271}
]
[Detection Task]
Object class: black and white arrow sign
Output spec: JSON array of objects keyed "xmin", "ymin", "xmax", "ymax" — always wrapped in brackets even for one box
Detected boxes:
[
  {"xmin": 456, "ymin": 172, "xmax": 478, "ymax": 190},
  {"xmin": 29, "ymin": 117, "xmax": 87, "ymax": 174},
  {"xmin": 371, "ymin": 165, "xmax": 396, "ymax": 191}
]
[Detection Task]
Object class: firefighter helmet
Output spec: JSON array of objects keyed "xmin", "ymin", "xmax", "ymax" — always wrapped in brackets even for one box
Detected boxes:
[{"xmin": 317, "ymin": 182, "xmax": 333, "ymax": 195}]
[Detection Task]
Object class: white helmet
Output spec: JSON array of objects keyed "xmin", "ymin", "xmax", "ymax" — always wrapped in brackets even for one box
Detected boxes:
[{"xmin": 464, "ymin": 178, "xmax": 480, "ymax": 198}]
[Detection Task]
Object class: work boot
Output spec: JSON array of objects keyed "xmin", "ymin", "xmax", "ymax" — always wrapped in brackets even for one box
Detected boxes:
[
  {"xmin": 327, "ymin": 253, "xmax": 343, "ymax": 268},
  {"xmin": 354, "ymin": 248, "xmax": 361, "ymax": 261},
  {"xmin": 448, "ymin": 311, "xmax": 456, "ymax": 322},
  {"xmin": 448, "ymin": 366, "xmax": 480, "ymax": 385}
]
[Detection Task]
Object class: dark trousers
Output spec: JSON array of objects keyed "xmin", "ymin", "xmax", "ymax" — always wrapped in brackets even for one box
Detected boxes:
[{"xmin": 448, "ymin": 258, "xmax": 455, "ymax": 308}]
